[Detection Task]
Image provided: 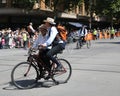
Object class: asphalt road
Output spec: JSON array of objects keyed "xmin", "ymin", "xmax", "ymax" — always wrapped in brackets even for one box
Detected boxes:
[{"xmin": 0, "ymin": 37, "xmax": 120, "ymax": 96}]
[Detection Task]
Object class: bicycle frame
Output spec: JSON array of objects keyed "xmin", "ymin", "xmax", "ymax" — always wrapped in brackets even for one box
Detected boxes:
[{"xmin": 11, "ymin": 48, "xmax": 72, "ymax": 89}]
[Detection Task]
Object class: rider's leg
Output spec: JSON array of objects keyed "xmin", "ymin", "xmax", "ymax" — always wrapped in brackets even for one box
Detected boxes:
[
  {"xmin": 37, "ymin": 49, "xmax": 51, "ymax": 79},
  {"xmin": 46, "ymin": 43, "xmax": 64, "ymax": 70},
  {"xmin": 39, "ymin": 49, "xmax": 51, "ymax": 70}
]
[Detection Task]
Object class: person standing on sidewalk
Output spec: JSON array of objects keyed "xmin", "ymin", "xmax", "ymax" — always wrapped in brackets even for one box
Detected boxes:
[
  {"xmin": 110, "ymin": 27, "xmax": 115, "ymax": 39},
  {"xmin": 27, "ymin": 22, "xmax": 36, "ymax": 39},
  {"xmin": 21, "ymin": 28, "xmax": 28, "ymax": 49},
  {"xmin": 27, "ymin": 22, "xmax": 36, "ymax": 48}
]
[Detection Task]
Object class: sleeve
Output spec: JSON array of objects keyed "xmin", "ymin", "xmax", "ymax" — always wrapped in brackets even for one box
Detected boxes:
[{"xmin": 32, "ymin": 36, "xmax": 40, "ymax": 48}]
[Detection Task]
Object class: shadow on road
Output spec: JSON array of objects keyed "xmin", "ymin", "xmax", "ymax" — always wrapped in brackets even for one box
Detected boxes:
[{"xmin": 2, "ymin": 80, "xmax": 65, "ymax": 90}]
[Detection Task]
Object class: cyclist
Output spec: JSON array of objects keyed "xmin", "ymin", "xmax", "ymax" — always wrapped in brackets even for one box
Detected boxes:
[
  {"xmin": 40, "ymin": 17, "xmax": 66, "ymax": 72},
  {"xmin": 32, "ymin": 24, "xmax": 48, "ymax": 49},
  {"xmin": 32, "ymin": 24, "xmax": 49, "ymax": 78},
  {"xmin": 78, "ymin": 25, "xmax": 88, "ymax": 44}
]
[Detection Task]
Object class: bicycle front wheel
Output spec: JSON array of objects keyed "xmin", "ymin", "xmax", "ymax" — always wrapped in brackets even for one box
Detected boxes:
[
  {"xmin": 11, "ymin": 62, "xmax": 38, "ymax": 89},
  {"xmin": 52, "ymin": 59, "xmax": 72, "ymax": 84},
  {"xmin": 76, "ymin": 41, "xmax": 80, "ymax": 49}
]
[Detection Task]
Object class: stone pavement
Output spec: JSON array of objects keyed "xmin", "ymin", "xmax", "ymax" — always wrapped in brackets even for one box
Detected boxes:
[{"xmin": 0, "ymin": 37, "xmax": 120, "ymax": 96}]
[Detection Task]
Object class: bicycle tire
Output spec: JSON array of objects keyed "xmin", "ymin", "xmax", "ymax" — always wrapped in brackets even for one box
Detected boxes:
[
  {"xmin": 11, "ymin": 62, "xmax": 39, "ymax": 89},
  {"xmin": 86, "ymin": 40, "xmax": 91, "ymax": 49},
  {"xmin": 76, "ymin": 40, "xmax": 82, "ymax": 49},
  {"xmin": 52, "ymin": 59, "xmax": 72, "ymax": 84},
  {"xmin": 79, "ymin": 41, "xmax": 83, "ymax": 49}
]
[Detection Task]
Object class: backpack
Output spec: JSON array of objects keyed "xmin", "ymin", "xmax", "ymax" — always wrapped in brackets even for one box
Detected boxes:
[{"xmin": 57, "ymin": 25, "xmax": 67, "ymax": 41}]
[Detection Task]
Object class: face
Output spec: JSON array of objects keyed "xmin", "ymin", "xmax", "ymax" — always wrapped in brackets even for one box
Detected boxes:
[
  {"xmin": 39, "ymin": 28, "xmax": 47, "ymax": 36},
  {"xmin": 45, "ymin": 22, "xmax": 51, "ymax": 28}
]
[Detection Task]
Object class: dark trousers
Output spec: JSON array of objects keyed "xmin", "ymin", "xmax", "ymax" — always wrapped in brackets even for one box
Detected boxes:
[
  {"xmin": 46, "ymin": 43, "xmax": 65, "ymax": 66},
  {"xmin": 40, "ymin": 43, "xmax": 65, "ymax": 70},
  {"xmin": 28, "ymin": 32, "xmax": 34, "ymax": 38}
]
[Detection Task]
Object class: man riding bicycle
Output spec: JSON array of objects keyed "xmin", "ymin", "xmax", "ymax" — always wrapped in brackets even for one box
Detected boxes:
[
  {"xmin": 78, "ymin": 25, "xmax": 88, "ymax": 44},
  {"xmin": 32, "ymin": 17, "xmax": 66, "ymax": 79},
  {"xmin": 40, "ymin": 17, "xmax": 66, "ymax": 71}
]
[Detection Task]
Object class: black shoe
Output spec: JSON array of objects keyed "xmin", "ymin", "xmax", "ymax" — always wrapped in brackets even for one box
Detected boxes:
[
  {"xmin": 36, "ymin": 71, "xmax": 45, "ymax": 80},
  {"xmin": 36, "ymin": 75, "xmax": 44, "ymax": 80},
  {"xmin": 44, "ymin": 75, "xmax": 51, "ymax": 80}
]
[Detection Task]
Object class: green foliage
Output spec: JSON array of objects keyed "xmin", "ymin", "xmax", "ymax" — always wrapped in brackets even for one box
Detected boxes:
[
  {"xmin": 53, "ymin": 0, "xmax": 83, "ymax": 11},
  {"xmin": 95, "ymin": 0, "xmax": 120, "ymax": 17},
  {"xmin": 92, "ymin": 0, "xmax": 120, "ymax": 26},
  {"xmin": 13, "ymin": 0, "xmax": 36, "ymax": 9}
]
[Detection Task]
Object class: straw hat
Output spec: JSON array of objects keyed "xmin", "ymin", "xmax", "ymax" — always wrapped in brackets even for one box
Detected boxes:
[{"xmin": 44, "ymin": 17, "xmax": 56, "ymax": 25}]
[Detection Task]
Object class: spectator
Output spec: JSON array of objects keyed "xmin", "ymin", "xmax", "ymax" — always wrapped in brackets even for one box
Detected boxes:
[{"xmin": 27, "ymin": 22, "xmax": 35, "ymax": 38}]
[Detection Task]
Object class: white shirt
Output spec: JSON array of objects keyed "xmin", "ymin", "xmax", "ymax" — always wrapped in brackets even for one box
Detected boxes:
[
  {"xmin": 32, "ymin": 33, "xmax": 48, "ymax": 49},
  {"xmin": 43, "ymin": 26, "xmax": 58, "ymax": 46},
  {"xmin": 79, "ymin": 27, "xmax": 88, "ymax": 36}
]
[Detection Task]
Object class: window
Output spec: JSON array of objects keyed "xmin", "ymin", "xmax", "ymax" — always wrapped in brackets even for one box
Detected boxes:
[
  {"xmin": 2, "ymin": 0, "xmax": 6, "ymax": 3},
  {"xmin": 0, "ymin": 0, "xmax": 6, "ymax": 7}
]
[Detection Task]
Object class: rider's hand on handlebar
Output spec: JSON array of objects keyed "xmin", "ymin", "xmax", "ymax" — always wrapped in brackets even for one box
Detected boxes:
[{"xmin": 38, "ymin": 44, "xmax": 46, "ymax": 49}]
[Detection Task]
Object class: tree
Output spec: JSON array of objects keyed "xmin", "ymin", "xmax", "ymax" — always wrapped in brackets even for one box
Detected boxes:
[
  {"xmin": 52, "ymin": 0, "xmax": 83, "ymax": 12},
  {"xmin": 13, "ymin": 0, "xmax": 36, "ymax": 9},
  {"xmin": 94, "ymin": 0, "xmax": 120, "ymax": 27}
]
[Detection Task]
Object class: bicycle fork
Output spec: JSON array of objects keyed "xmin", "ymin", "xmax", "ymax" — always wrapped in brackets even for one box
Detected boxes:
[{"xmin": 24, "ymin": 63, "xmax": 32, "ymax": 77}]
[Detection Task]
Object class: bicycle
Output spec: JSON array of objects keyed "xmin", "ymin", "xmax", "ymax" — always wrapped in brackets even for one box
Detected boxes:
[
  {"xmin": 11, "ymin": 47, "xmax": 72, "ymax": 89},
  {"xmin": 76, "ymin": 36, "xmax": 91, "ymax": 49}
]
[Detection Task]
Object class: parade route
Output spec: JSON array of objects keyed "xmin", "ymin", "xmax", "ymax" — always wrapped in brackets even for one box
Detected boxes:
[{"xmin": 0, "ymin": 37, "xmax": 120, "ymax": 96}]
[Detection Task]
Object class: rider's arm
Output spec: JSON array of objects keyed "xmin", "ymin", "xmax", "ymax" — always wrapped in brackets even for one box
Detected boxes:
[
  {"xmin": 32, "ymin": 38, "xmax": 39, "ymax": 49},
  {"xmin": 32, "ymin": 35, "xmax": 42, "ymax": 48}
]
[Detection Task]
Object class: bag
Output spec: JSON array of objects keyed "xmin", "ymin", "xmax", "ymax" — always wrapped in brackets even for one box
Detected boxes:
[{"xmin": 57, "ymin": 25, "xmax": 67, "ymax": 41}]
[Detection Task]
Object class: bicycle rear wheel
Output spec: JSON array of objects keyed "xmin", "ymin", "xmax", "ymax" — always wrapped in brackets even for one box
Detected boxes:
[
  {"xmin": 52, "ymin": 59, "xmax": 72, "ymax": 84},
  {"xmin": 11, "ymin": 62, "xmax": 38, "ymax": 89}
]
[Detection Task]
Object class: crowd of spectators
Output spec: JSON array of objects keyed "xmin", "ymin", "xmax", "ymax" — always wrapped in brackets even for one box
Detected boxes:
[
  {"xmin": 0, "ymin": 25, "xmax": 119, "ymax": 50},
  {"xmin": 67, "ymin": 27, "xmax": 118, "ymax": 43},
  {"xmin": 0, "ymin": 27, "xmax": 39, "ymax": 49}
]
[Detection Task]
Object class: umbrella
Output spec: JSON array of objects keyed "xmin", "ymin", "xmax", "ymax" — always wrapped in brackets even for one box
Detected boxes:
[{"xmin": 68, "ymin": 22, "xmax": 83, "ymax": 27}]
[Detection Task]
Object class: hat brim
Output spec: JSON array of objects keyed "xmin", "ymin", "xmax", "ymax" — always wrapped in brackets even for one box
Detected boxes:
[{"xmin": 44, "ymin": 20, "xmax": 56, "ymax": 25}]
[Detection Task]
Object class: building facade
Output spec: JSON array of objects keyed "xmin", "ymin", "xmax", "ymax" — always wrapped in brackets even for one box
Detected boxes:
[{"xmin": 0, "ymin": 0, "xmax": 91, "ymax": 29}]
